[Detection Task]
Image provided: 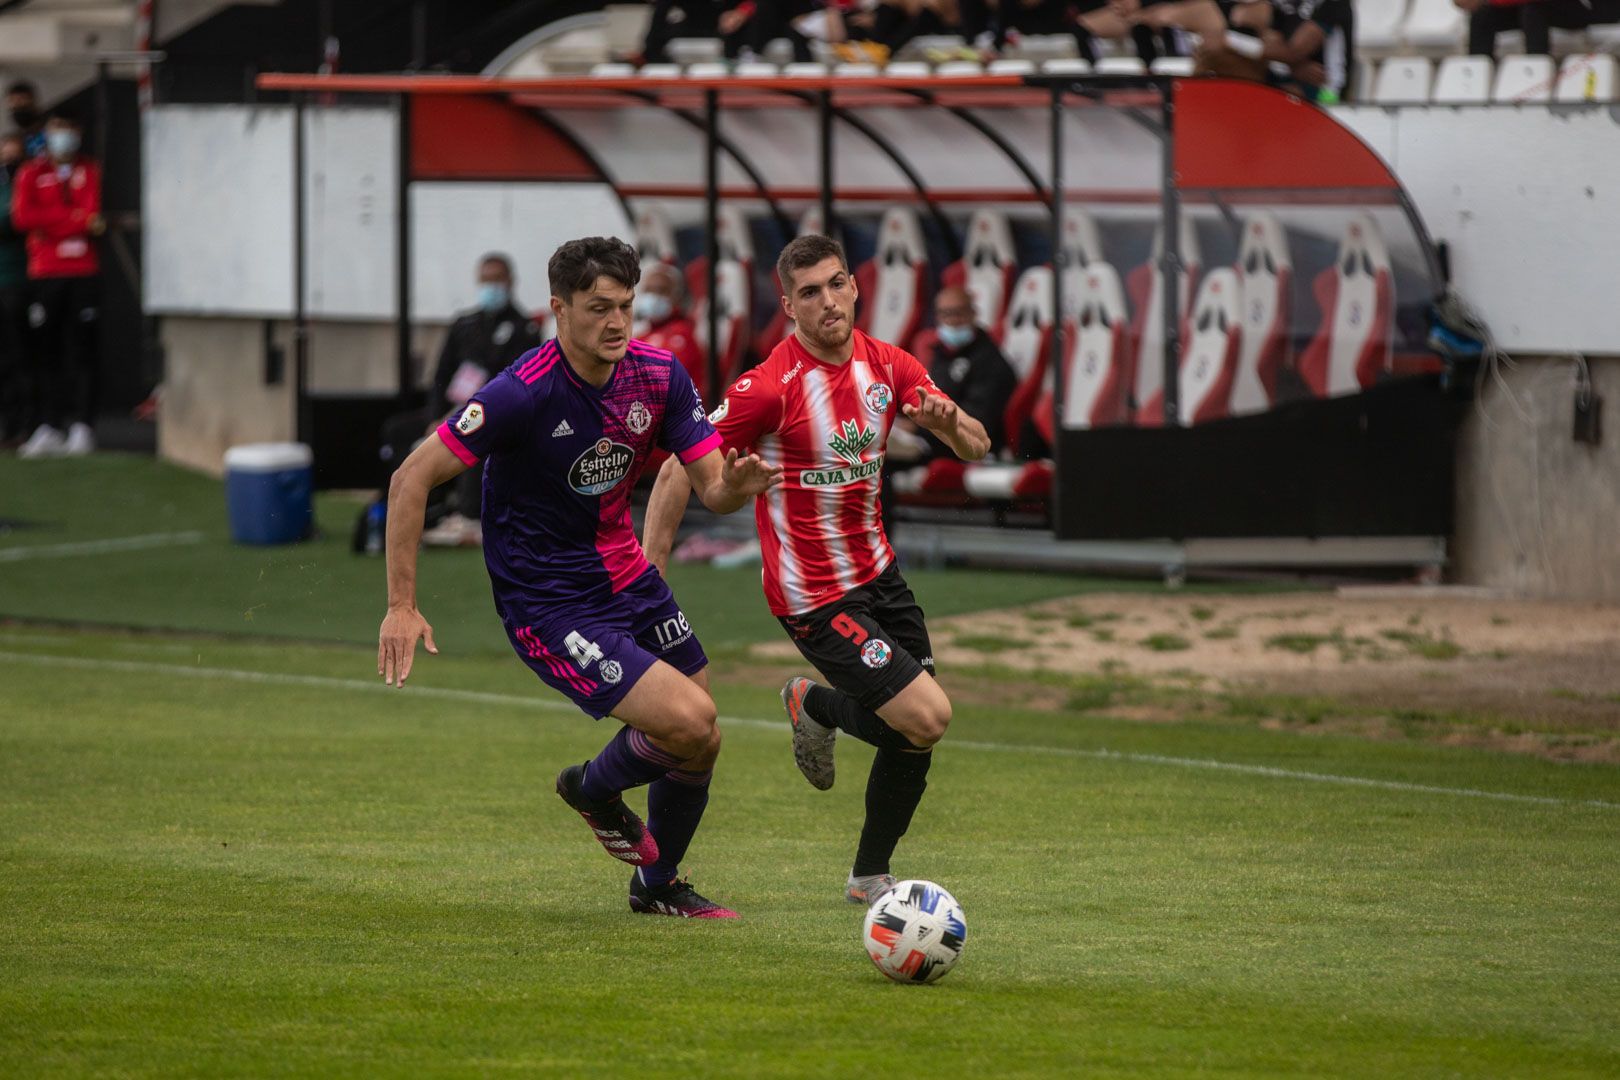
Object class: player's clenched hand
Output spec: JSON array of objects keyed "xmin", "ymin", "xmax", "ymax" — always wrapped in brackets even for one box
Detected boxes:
[
  {"xmin": 901, "ymin": 387, "xmax": 959, "ymax": 435},
  {"xmin": 721, "ymin": 448, "xmax": 784, "ymax": 498},
  {"xmin": 378, "ymin": 605, "xmax": 438, "ymax": 688}
]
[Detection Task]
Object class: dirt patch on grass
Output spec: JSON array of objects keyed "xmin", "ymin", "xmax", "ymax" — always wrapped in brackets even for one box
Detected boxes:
[{"xmin": 746, "ymin": 588, "xmax": 1620, "ymax": 762}]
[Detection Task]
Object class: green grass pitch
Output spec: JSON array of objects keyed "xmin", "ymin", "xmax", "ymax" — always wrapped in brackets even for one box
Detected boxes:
[{"xmin": 2, "ymin": 457, "xmax": 1618, "ymax": 1077}]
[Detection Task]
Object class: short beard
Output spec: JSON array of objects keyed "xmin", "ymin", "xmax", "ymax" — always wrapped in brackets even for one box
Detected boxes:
[{"xmin": 799, "ymin": 317, "xmax": 852, "ymax": 353}]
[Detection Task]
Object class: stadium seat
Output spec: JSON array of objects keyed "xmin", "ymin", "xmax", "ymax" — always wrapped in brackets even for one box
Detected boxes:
[
  {"xmin": 1402, "ymin": 0, "xmax": 1467, "ymax": 52},
  {"xmin": 1172, "ymin": 268, "xmax": 1242, "ymax": 426},
  {"xmin": 962, "ymin": 460, "xmax": 1054, "ymax": 500},
  {"xmin": 685, "ymin": 62, "xmax": 731, "ymax": 78},
  {"xmin": 834, "ymin": 62, "xmax": 881, "ymax": 77},
  {"xmin": 1352, "ymin": 58, "xmax": 1377, "ymax": 100},
  {"xmin": 733, "ymin": 61, "xmax": 780, "ymax": 77},
  {"xmin": 1059, "ymin": 205, "xmax": 1106, "ymax": 321},
  {"xmin": 855, "ymin": 207, "xmax": 929, "ymax": 351},
  {"xmin": 1127, "ymin": 217, "xmax": 1201, "ymax": 426},
  {"xmin": 1230, "ymin": 212, "xmax": 1292, "ymax": 418},
  {"xmin": 1004, "ymin": 33, "xmax": 1080, "ymax": 62},
  {"xmin": 590, "ymin": 62, "xmax": 635, "ymax": 78},
  {"xmin": 1297, "ymin": 213, "xmax": 1394, "ymax": 398},
  {"xmin": 1494, "ymin": 55, "xmax": 1555, "ymax": 102},
  {"xmin": 987, "ymin": 59, "xmax": 1036, "ymax": 75},
  {"xmin": 1096, "ymin": 57, "xmax": 1147, "ymax": 76},
  {"xmin": 1149, "ymin": 57, "xmax": 1195, "ymax": 76},
  {"xmin": 1041, "ymin": 58, "xmax": 1092, "ymax": 76},
  {"xmin": 1555, "ymin": 54, "xmax": 1618, "ymax": 102},
  {"xmin": 1433, "ymin": 56, "xmax": 1493, "ymax": 104},
  {"xmin": 940, "ymin": 209, "xmax": 1017, "ymax": 335},
  {"xmin": 635, "ymin": 205, "xmax": 677, "ymax": 268},
  {"xmin": 885, "ymin": 61, "xmax": 932, "ymax": 77},
  {"xmin": 754, "ymin": 206, "xmax": 823, "ymax": 359},
  {"xmin": 782, "ymin": 62, "xmax": 830, "ymax": 77},
  {"xmin": 1057, "ymin": 263, "xmax": 1131, "ymax": 430},
  {"xmin": 1373, "ymin": 57, "xmax": 1434, "ymax": 103},
  {"xmin": 936, "ymin": 60, "xmax": 985, "ymax": 76},
  {"xmin": 688, "ymin": 204, "xmax": 754, "ymax": 384},
  {"xmin": 668, "ymin": 37, "xmax": 724, "ymax": 64},
  {"xmin": 639, "ymin": 64, "xmax": 682, "ymax": 78},
  {"xmin": 1357, "ymin": 0, "xmax": 1409, "ymax": 53},
  {"xmin": 998, "ymin": 265, "xmax": 1056, "ymax": 382}
]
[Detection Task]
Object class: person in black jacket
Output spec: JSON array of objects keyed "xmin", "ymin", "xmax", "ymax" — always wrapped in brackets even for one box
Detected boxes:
[
  {"xmin": 371, "ymin": 253, "xmax": 545, "ymax": 549},
  {"xmin": 918, "ymin": 286, "xmax": 1017, "ymax": 457}
]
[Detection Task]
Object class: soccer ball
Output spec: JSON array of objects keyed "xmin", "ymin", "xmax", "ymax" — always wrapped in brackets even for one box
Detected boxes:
[{"xmin": 861, "ymin": 879, "xmax": 966, "ymax": 984}]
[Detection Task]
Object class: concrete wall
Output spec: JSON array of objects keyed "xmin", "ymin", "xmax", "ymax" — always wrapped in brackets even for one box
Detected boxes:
[
  {"xmin": 158, "ymin": 317, "xmax": 449, "ymax": 475},
  {"xmin": 1453, "ymin": 354, "xmax": 1620, "ymax": 600}
]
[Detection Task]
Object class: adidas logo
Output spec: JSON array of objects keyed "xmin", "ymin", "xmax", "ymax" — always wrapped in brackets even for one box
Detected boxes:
[{"xmin": 551, "ymin": 419, "xmax": 574, "ymax": 438}]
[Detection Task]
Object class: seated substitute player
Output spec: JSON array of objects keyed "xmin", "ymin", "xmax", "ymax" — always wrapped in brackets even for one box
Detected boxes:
[
  {"xmin": 379, "ymin": 236, "xmax": 781, "ymax": 919},
  {"xmin": 643, "ymin": 235, "xmax": 990, "ymax": 906}
]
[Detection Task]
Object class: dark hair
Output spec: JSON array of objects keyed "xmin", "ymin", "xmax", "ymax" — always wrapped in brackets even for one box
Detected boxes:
[
  {"xmin": 5, "ymin": 81, "xmax": 37, "ymax": 99},
  {"xmin": 47, "ymin": 109, "xmax": 82, "ymax": 129},
  {"xmin": 478, "ymin": 252, "xmax": 514, "ymax": 278},
  {"xmin": 777, "ymin": 234, "xmax": 848, "ymax": 292},
  {"xmin": 548, "ymin": 236, "xmax": 640, "ymax": 301}
]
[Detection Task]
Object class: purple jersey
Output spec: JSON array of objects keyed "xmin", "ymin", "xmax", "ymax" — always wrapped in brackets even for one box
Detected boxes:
[{"xmin": 437, "ymin": 339, "xmax": 719, "ymax": 627}]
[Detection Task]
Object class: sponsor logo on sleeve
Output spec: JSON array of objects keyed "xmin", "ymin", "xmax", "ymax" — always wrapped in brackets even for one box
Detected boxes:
[
  {"xmin": 861, "ymin": 639, "xmax": 892, "ymax": 669},
  {"xmin": 708, "ymin": 398, "xmax": 730, "ymax": 424},
  {"xmin": 456, "ymin": 403, "xmax": 485, "ymax": 436},
  {"xmin": 569, "ymin": 437, "xmax": 636, "ymax": 495}
]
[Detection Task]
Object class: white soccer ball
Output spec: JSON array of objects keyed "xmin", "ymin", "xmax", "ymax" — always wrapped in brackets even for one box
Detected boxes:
[{"xmin": 861, "ymin": 879, "xmax": 966, "ymax": 984}]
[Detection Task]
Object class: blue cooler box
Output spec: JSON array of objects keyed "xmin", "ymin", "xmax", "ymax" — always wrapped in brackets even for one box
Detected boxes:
[{"xmin": 224, "ymin": 442, "xmax": 314, "ymax": 545}]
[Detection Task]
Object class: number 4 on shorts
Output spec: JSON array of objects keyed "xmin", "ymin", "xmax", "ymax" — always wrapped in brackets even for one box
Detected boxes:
[{"xmin": 565, "ymin": 631, "xmax": 603, "ymax": 669}]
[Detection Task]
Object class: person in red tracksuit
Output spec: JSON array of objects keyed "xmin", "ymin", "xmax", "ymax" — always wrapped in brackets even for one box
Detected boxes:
[
  {"xmin": 634, "ymin": 262, "xmax": 705, "ymax": 398},
  {"xmin": 11, "ymin": 112, "xmax": 103, "ymax": 458}
]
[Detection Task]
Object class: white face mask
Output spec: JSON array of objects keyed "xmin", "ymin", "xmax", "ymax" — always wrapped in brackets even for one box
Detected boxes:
[
  {"xmin": 936, "ymin": 323, "xmax": 975, "ymax": 350},
  {"xmin": 46, "ymin": 129, "xmax": 80, "ymax": 159},
  {"xmin": 634, "ymin": 293, "xmax": 673, "ymax": 323}
]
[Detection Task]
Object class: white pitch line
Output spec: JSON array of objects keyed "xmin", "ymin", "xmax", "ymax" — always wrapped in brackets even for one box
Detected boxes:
[
  {"xmin": 0, "ymin": 647, "xmax": 1615, "ymax": 812},
  {"xmin": 0, "ymin": 531, "xmax": 206, "ymax": 563}
]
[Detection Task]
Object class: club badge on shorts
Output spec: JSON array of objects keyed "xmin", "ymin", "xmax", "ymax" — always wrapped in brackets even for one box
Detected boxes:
[
  {"xmin": 861, "ymin": 639, "xmax": 892, "ymax": 669},
  {"xmin": 600, "ymin": 660, "xmax": 624, "ymax": 685}
]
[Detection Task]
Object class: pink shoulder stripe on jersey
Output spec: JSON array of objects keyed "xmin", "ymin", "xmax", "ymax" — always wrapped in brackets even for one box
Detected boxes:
[
  {"xmin": 518, "ymin": 342, "xmax": 560, "ymax": 384},
  {"xmin": 626, "ymin": 341, "xmax": 676, "ymax": 364},
  {"xmin": 436, "ymin": 422, "xmax": 479, "ymax": 466},
  {"xmin": 677, "ymin": 431, "xmax": 722, "ymax": 464}
]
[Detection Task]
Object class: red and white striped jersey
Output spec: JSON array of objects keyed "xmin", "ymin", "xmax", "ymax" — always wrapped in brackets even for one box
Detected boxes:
[{"xmin": 710, "ymin": 329, "xmax": 948, "ymax": 616}]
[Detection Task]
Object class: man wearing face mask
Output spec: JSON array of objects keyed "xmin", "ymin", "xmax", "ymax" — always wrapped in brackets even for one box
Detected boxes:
[
  {"xmin": 5, "ymin": 82, "xmax": 46, "ymax": 160},
  {"xmin": 633, "ymin": 262, "xmax": 703, "ymax": 397},
  {"xmin": 0, "ymin": 132, "xmax": 30, "ymax": 445},
  {"xmin": 11, "ymin": 112, "xmax": 103, "ymax": 459},
  {"xmin": 917, "ymin": 286, "xmax": 1016, "ymax": 459}
]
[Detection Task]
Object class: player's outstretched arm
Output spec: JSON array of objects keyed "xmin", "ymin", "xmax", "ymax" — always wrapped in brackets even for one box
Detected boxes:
[
  {"xmin": 902, "ymin": 387, "xmax": 991, "ymax": 462},
  {"xmin": 379, "ymin": 435, "xmax": 468, "ymax": 687}
]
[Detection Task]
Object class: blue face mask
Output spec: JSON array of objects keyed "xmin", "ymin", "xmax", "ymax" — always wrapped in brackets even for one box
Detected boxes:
[
  {"xmin": 634, "ymin": 293, "xmax": 673, "ymax": 324},
  {"xmin": 46, "ymin": 129, "xmax": 80, "ymax": 159},
  {"xmin": 477, "ymin": 283, "xmax": 510, "ymax": 313},
  {"xmin": 937, "ymin": 323, "xmax": 975, "ymax": 350}
]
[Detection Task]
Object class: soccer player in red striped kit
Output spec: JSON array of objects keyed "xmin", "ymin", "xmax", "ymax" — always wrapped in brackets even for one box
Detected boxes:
[{"xmin": 644, "ymin": 234, "xmax": 990, "ymax": 904}]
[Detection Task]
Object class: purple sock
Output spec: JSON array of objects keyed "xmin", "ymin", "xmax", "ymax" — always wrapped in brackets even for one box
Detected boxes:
[
  {"xmin": 639, "ymin": 767, "xmax": 712, "ymax": 888},
  {"xmin": 580, "ymin": 726, "xmax": 684, "ymax": 803}
]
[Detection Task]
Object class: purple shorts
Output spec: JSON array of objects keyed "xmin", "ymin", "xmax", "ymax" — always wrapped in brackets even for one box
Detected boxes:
[{"xmin": 504, "ymin": 569, "xmax": 708, "ymax": 719}]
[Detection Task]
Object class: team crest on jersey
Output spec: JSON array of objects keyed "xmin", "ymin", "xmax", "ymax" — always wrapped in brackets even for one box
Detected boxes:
[
  {"xmin": 456, "ymin": 403, "xmax": 485, "ymax": 435},
  {"xmin": 864, "ymin": 383, "xmax": 893, "ymax": 415},
  {"xmin": 626, "ymin": 401, "xmax": 653, "ymax": 435},
  {"xmin": 569, "ymin": 438, "xmax": 636, "ymax": 495},
  {"xmin": 861, "ymin": 639, "xmax": 892, "ymax": 669}
]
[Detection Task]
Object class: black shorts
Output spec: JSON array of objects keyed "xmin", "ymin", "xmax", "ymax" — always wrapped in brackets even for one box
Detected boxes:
[{"xmin": 778, "ymin": 563, "xmax": 936, "ymax": 712}]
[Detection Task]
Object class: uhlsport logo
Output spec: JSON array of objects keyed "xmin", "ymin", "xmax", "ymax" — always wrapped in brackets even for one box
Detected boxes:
[
  {"xmin": 569, "ymin": 437, "xmax": 636, "ymax": 495},
  {"xmin": 626, "ymin": 401, "xmax": 653, "ymax": 435},
  {"xmin": 865, "ymin": 382, "xmax": 893, "ymax": 415},
  {"xmin": 861, "ymin": 639, "xmax": 892, "ymax": 669},
  {"xmin": 456, "ymin": 403, "xmax": 485, "ymax": 435}
]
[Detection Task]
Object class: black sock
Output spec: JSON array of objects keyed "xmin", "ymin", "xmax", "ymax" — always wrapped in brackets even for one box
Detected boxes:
[
  {"xmin": 804, "ymin": 684, "xmax": 919, "ymax": 751},
  {"xmin": 853, "ymin": 748, "xmax": 933, "ymax": 877}
]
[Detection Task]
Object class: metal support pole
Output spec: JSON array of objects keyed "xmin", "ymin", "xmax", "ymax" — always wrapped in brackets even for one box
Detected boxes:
[
  {"xmin": 1048, "ymin": 83, "xmax": 1066, "ymax": 484},
  {"xmin": 293, "ymin": 93, "xmax": 311, "ymax": 445},
  {"xmin": 703, "ymin": 88, "xmax": 721, "ymax": 403},
  {"xmin": 395, "ymin": 93, "xmax": 415, "ymax": 407},
  {"xmin": 1159, "ymin": 81, "xmax": 1182, "ymax": 428},
  {"xmin": 818, "ymin": 90, "xmax": 835, "ymax": 238}
]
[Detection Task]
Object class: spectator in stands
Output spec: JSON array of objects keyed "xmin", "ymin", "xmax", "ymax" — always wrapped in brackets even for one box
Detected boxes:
[
  {"xmin": 11, "ymin": 112, "xmax": 102, "ymax": 459},
  {"xmin": 918, "ymin": 285, "xmax": 1017, "ymax": 457},
  {"xmin": 0, "ymin": 132, "xmax": 29, "ymax": 446},
  {"xmin": 5, "ymin": 82, "xmax": 45, "ymax": 160},
  {"xmin": 1193, "ymin": 0, "xmax": 1356, "ymax": 103},
  {"xmin": 634, "ymin": 262, "xmax": 705, "ymax": 394},
  {"xmin": 374, "ymin": 253, "xmax": 544, "ymax": 548},
  {"xmin": 834, "ymin": 0, "xmax": 975, "ymax": 63},
  {"xmin": 1458, "ymin": 0, "xmax": 1620, "ymax": 58},
  {"xmin": 718, "ymin": 0, "xmax": 820, "ymax": 61}
]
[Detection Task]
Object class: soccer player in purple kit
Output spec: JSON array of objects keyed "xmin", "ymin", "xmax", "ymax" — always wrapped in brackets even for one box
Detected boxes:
[{"xmin": 378, "ymin": 237, "xmax": 782, "ymax": 919}]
